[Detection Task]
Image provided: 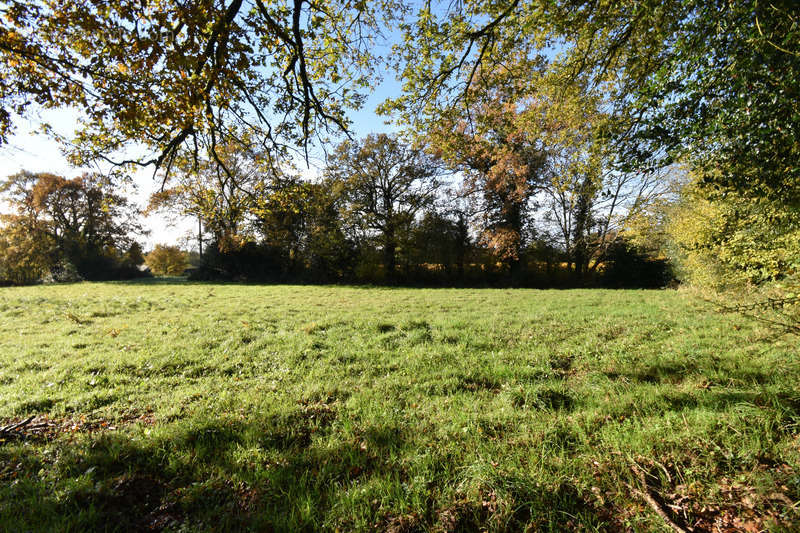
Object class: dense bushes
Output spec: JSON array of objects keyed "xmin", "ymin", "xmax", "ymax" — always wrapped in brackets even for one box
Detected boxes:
[
  {"xmin": 666, "ymin": 183, "xmax": 800, "ymax": 290},
  {"xmin": 185, "ymin": 232, "xmax": 673, "ymax": 288},
  {"xmin": 623, "ymin": 171, "xmax": 800, "ymax": 329},
  {"xmin": 600, "ymin": 241, "xmax": 673, "ymax": 289}
]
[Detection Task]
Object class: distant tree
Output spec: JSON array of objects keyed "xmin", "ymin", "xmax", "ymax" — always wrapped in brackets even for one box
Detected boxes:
[
  {"xmin": 430, "ymin": 99, "xmax": 545, "ymax": 274},
  {"xmin": 0, "ymin": 171, "xmax": 144, "ymax": 281},
  {"xmin": 303, "ymin": 181, "xmax": 356, "ymax": 280},
  {"xmin": 427, "ymin": 60, "xmax": 597, "ymax": 278},
  {"xmin": 326, "ymin": 134, "xmax": 442, "ymax": 281},
  {"xmin": 543, "ymin": 151, "xmax": 670, "ymax": 281},
  {"xmin": 249, "ymin": 176, "xmax": 355, "ymax": 280},
  {"xmin": 185, "ymin": 249, "xmax": 202, "ymax": 268},
  {"xmin": 156, "ymin": 145, "xmax": 355, "ymax": 281},
  {"xmin": 422, "ymin": 56, "xmax": 671, "ymax": 282},
  {"xmin": 145, "ymin": 245, "xmax": 189, "ymax": 276},
  {"xmin": 253, "ymin": 174, "xmax": 312, "ymax": 273},
  {"xmin": 148, "ymin": 137, "xmax": 273, "ymax": 254},
  {"xmin": 0, "ymin": 214, "xmax": 51, "ymax": 285},
  {"xmin": 122, "ymin": 242, "xmax": 146, "ymax": 268},
  {"xmin": 410, "ymin": 209, "xmax": 472, "ymax": 281}
]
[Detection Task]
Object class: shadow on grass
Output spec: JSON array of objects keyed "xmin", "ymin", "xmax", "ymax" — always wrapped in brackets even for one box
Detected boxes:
[
  {"xmin": 605, "ymin": 360, "xmax": 776, "ymax": 387},
  {"xmin": 0, "ymin": 410, "xmax": 616, "ymax": 532}
]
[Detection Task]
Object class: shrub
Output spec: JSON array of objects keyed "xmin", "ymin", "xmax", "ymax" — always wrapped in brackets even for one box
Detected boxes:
[
  {"xmin": 666, "ymin": 183, "xmax": 800, "ymax": 290},
  {"xmin": 145, "ymin": 245, "xmax": 189, "ymax": 276},
  {"xmin": 42, "ymin": 260, "xmax": 83, "ymax": 284},
  {"xmin": 601, "ymin": 240, "xmax": 673, "ymax": 289}
]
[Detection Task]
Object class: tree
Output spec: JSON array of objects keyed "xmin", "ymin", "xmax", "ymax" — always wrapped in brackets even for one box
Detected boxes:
[
  {"xmin": 326, "ymin": 134, "xmax": 441, "ymax": 281},
  {"xmin": 426, "ymin": 68, "xmax": 551, "ymax": 275},
  {"xmin": 149, "ymin": 136, "xmax": 356, "ymax": 281},
  {"xmin": 302, "ymin": 180, "xmax": 356, "ymax": 280},
  {"xmin": 254, "ymin": 173, "xmax": 314, "ymax": 274},
  {"xmin": 148, "ymin": 136, "xmax": 272, "ymax": 253},
  {"xmin": 0, "ymin": 171, "xmax": 144, "ymax": 280},
  {"xmin": 387, "ymin": 0, "xmax": 800, "ymax": 203},
  {"xmin": 614, "ymin": 1, "xmax": 800, "ymax": 203},
  {"xmin": 542, "ymin": 143, "xmax": 670, "ymax": 281},
  {"xmin": 123, "ymin": 242, "xmax": 146, "ymax": 269},
  {"xmin": 0, "ymin": 0, "xmax": 398, "ymax": 174},
  {"xmin": 145, "ymin": 244, "xmax": 189, "ymax": 276},
  {"xmin": 425, "ymin": 61, "xmax": 635, "ymax": 279},
  {"xmin": 0, "ymin": 214, "xmax": 51, "ymax": 285},
  {"xmin": 255, "ymin": 176, "xmax": 355, "ymax": 279},
  {"xmin": 409, "ymin": 208, "xmax": 472, "ymax": 282}
]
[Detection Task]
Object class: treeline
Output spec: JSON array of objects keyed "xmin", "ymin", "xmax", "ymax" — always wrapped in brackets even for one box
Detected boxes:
[
  {"xmin": 145, "ymin": 133, "xmax": 672, "ymax": 287},
  {"xmin": 0, "ymin": 134, "xmax": 671, "ymax": 287},
  {"xmin": 192, "ymin": 223, "xmax": 668, "ymax": 288}
]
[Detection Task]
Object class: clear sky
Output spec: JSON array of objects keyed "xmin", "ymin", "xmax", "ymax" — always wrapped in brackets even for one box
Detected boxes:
[{"xmin": 0, "ymin": 66, "xmax": 402, "ymax": 249}]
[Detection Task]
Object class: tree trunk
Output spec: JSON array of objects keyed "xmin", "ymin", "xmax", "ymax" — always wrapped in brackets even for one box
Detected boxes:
[
  {"xmin": 507, "ymin": 203, "xmax": 524, "ymax": 284},
  {"xmin": 198, "ymin": 216, "xmax": 203, "ymax": 257},
  {"xmin": 384, "ymin": 226, "xmax": 396, "ymax": 283},
  {"xmin": 456, "ymin": 214, "xmax": 468, "ymax": 283},
  {"xmin": 509, "ymin": 255, "xmax": 521, "ymax": 283},
  {"xmin": 571, "ymin": 180, "xmax": 593, "ymax": 285},
  {"xmin": 573, "ymin": 248, "xmax": 587, "ymax": 283}
]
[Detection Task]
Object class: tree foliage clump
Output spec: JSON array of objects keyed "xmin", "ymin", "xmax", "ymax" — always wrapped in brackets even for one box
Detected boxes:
[
  {"xmin": 0, "ymin": 214, "xmax": 52, "ymax": 285},
  {"xmin": 0, "ymin": 171, "xmax": 146, "ymax": 284},
  {"xmin": 0, "ymin": 0, "xmax": 397, "ymax": 174},
  {"xmin": 145, "ymin": 244, "xmax": 189, "ymax": 276},
  {"xmin": 148, "ymin": 139, "xmax": 356, "ymax": 282},
  {"xmin": 665, "ymin": 180, "xmax": 800, "ymax": 290},
  {"xmin": 426, "ymin": 73, "xmax": 549, "ymax": 270}
]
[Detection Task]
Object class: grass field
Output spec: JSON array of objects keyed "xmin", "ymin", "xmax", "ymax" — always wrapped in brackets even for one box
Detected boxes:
[{"xmin": 0, "ymin": 280, "xmax": 798, "ymax": 531}]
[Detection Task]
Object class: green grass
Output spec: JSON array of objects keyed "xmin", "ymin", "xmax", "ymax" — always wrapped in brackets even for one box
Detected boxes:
[{"xmin": 0, "ymin": 280, "xmax": 798, "ymax": 531}]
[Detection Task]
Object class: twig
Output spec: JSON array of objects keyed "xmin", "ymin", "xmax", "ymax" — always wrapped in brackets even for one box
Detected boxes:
[
  {"xmin": 715, "ymin": 296, "xmax": 800, "ymax": 313},
  {"xmin": 630, "ymin": 468, "xmax": 690, "ymax": 533},
  {"xmin": 703, "ymin": 295, "xmax": 800, "ymax": 335},
  {"xmin": 0, "ymin": 416, "xmax": 35, "ymax": 437}
]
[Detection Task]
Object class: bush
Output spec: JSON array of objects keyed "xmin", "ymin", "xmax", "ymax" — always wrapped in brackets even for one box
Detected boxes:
[
  {"xmin": 601, "ymin": 240, "xmax": 673, "ymax": 289},
  {"xmin": 189, "ymin": 241, "xmax": 283, "ymax": 281},
  {"xmin": 145, "ymin": 245, "xmax": 189, "ymax": 276},
  {"xmin": 0, "ymin": 216, "xmax": 51, "ymax": 285},
  {"xmin": 666, "ymin": 182, "xmax": 800, "ymax": 290},
  {"xmin": 42, "ymin": 260, "xmax": 83, "ymax": 284}
]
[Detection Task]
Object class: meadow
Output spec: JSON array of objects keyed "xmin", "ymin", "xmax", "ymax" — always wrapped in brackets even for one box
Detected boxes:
[{"xmin": 0, "ymin": 280, "xmax": 797, "ymax": 531}]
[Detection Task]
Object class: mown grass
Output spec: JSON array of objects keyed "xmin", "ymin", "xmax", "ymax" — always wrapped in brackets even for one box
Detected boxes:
[{"xmin": 0, "ymin": 280, "xmax": 797, "ymax": 531}]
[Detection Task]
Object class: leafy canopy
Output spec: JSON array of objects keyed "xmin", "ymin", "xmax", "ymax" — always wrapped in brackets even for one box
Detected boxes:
[
  {"xmin": 385, "ymin": 0, "xmax": 800, "ymax": 202},
  {"xmin": 0, "ymin": 0, "xmax": 398, "ymax": 175}
]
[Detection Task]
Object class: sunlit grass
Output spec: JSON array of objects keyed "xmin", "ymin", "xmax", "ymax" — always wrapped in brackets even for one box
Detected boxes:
[{"xmin": 0, "ymin": 280, "xmax": 797, "ymax": 531}]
